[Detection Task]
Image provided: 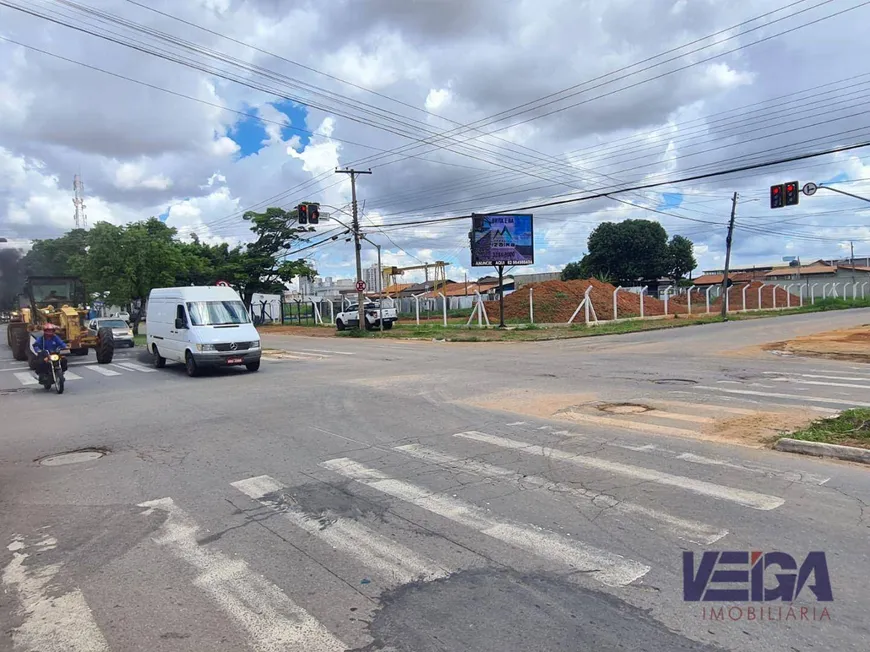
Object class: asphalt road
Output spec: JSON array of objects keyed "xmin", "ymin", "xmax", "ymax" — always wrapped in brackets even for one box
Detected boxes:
[{"xmin": 2, "ymin": 311, "xmax": 869, "ymax": 651}]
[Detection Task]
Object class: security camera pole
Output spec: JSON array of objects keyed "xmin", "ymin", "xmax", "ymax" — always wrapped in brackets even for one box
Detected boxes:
[{"xmin": 336, "ymin": 168, "xmax": 372, "ymax": 328}]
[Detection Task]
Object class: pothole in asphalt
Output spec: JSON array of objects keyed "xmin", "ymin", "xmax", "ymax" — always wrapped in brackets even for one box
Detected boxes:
[
  {"xmin": 37, "ymin": 448, "xmax": 108, "ymax": 466},
  {"xmin": 597, "ymin": 402, "xmax": 652, "ymax": 414},
  {"xmin": 653, "ymin": 378, "xmax": 698, "ymax": 385}
]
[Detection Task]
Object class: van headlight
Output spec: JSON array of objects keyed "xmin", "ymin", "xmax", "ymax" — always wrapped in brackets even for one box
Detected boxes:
[
  {"xmin": 197, "ymin": 344, "xmax": 217, "ymax": 351},
  {"xmin": 250, "ymin": 340, "xmax": 260, "ymax": 349}
]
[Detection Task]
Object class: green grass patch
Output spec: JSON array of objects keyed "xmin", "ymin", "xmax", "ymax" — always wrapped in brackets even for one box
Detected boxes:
[
  {"xmin": 786, "ymin": 408, "xmax": 870, "ymax": 449},
  {"xmin": 133, "ymin": 334, "xmax": 147, "ymax": 347}
]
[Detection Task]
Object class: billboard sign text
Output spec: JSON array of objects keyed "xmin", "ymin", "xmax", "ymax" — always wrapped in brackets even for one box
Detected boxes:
[{"xmin": 471, "ymin": 214, "xmax": 534, "ymax": 267}]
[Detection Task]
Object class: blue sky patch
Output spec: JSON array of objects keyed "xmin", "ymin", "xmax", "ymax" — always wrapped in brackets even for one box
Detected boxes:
[
  {"xmin": 271, "ymin": 100, "xmax": 310, "ymax": 151},
  {"xmin": 157, "ymin": 208, "xmax": 169, "ymax": 223},
  {"xmin": 657, "ymin": 192, "xmax": 683, "ymax": 211},
  {"xmin": 230, "ymin": 107, "xmax": 269, "ymax": 158},
  {"xmin": 821, "ymin": 171, "xmax": 849, "ymax": 185}
]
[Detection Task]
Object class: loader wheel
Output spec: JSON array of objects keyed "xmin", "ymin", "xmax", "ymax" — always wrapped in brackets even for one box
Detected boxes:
[
  {"xmin": 11, "ymin": 328, "xmax": 28, "ymax": 361},
  {"xmin": 96, "ymin": 327, "xmax": 115, "ymax": 364}
]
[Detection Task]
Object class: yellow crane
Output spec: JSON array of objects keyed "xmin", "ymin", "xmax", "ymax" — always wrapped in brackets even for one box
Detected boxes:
[{"xmin": 382, "ymin": 262, "xmax": 449, "ymax": 296}]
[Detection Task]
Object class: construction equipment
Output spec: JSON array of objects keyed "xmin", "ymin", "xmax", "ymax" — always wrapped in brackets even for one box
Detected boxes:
[
  {"xmin": 382, "ymin": 262, "xmax": 449, "ymax": 296},
  {"xmin": 6, "ymin": 276, "xmax": 114, "ymax": 367}
]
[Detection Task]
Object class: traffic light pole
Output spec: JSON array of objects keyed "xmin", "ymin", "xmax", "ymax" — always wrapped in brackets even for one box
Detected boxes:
[
  {"xmin": 720, "ymin": 192, "xmax": 739, "ymax": 320},
  {"xmin": 336, "ymin": 168, "xmax": 371, "ymax": 329}
]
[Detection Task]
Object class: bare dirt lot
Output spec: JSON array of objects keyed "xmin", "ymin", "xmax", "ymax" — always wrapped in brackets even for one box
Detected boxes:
[{"xmin": 764, "ymin": 325, "xmax": 870, "ymax": 361}]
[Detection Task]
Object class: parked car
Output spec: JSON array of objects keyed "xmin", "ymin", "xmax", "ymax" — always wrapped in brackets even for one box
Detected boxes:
[
  {"xmin": 111, "ymin": 311, "xmax": 131, "ymax": 322},
  {"xmin": 146, "ymin": 286, "xmax": 261, "ymax": 376},
  {"xmin": 335, "ymin": 301, "xmax": 398, "ymax": 331},
  {"xmin": 87, "ymin": 317, "xmax": 135, "ymax": 347}
]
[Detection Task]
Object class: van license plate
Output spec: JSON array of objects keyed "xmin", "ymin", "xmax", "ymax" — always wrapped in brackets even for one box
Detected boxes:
[{"xmin": 226, "ymin": 357, "xmax": 243, "ymax": 365}]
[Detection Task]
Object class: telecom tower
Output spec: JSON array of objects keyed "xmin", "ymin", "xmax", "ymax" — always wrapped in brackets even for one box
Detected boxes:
[{"xmin": 73, "ymin": 174, "xmax": 87, "ymax": 228}]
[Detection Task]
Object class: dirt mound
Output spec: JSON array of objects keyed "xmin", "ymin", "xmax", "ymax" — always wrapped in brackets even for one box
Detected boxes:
[{"xmin": 502, "ymin": 279, "xmax": 686, "ymax": 323}]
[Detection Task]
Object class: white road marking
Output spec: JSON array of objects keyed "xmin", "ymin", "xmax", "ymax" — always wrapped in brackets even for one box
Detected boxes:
[
  {"xmin": 231, "ymin": 475, "xmax": 448, "ymax": 584},
  {"xmin": 505, "ymin": 421, "xmax": 527, "ymax": 426},
  {"xmin": 279, "ymin": 351, "xmax": 325, "ymax": 358},
  {"xmin": 769, "ymin": 377, "xmax": 870, "ymax": 390},
  {"xmin": 645, "ymin": 410, "xmax": 715, "ymax": 424},
  {"xmin": 394, "ymin": 444, "xmax": 726, "ymax": 545},
  {"xmin": 612, "ymin": 443, "xmax": 657, "ymax": 452},
  {"xmin": 695, "ymin": 385, "xmax": 870, "ymax": 408},
  {"xmin": 300, "ymin": 349, "xmax": 354, "ymax": 355},
  {"xmin": 64, "ymin": 371, "xmax": 82, "ymax": 380},
  {"xmin": 13, "ymin": 372, "xmax": 37, "ymax": 386},
  {"xmin": 645, "ymin": 399, "xmax": 759, "ymax": 415},
  {"xmin": 81, "ymin": 364, "xmax": 122, "ymax": 376},
  {"xmin": 675, "ymin": 453, "xmax": 830, "ymax": 485},
  {"xmin": 455, "ymin": 432, "xmax": 784, "ymax": 511},
  {"xmin": 2, "ymin": 536, "xmax": 110, "ymax": 651},
  {"xmin": 763, "ymin": 371, "xmax": 870, "ymax": 382},
  {"xmin": 139, "ymin": 497, "xmax": 345, "ymax": 652},
  {"xmin": 321, "ymin": 458, "xmax": 650, "ymax": 587},
  {"xmin": 558, "ymin": 412, "xmax": 700, "ymax": 438},
  {"xmin": 112, "ymin": 361, "xmax": 156, "ymax": 373}
]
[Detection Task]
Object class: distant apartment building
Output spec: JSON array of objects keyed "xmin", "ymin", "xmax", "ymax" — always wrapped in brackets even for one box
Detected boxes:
[{"xmin": 364, "ymin": 264, "xmax": 381, "ymax": 292}]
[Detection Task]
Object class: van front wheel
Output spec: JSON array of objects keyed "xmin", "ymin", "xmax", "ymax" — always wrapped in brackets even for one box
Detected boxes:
[
  {"xmin": 184, "ymin": 352, "xmax": 199, "ymax": 377},
  {"xmin": 152, "ymin": 345, "xmax": 166, "ymax": 368},
  {"xmin": 246, "ymin": 360, "xmax": 260, "ymax": 372}
]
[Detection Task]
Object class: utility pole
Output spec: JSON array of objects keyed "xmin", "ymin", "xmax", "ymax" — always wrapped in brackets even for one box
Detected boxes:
[
  {"xmin": 720, "ymin": 192, "xmax": 739, "ymax": 320},
  {"xmin": 336, "ymin": 168, "xmax": 372, "ymax": 329}
]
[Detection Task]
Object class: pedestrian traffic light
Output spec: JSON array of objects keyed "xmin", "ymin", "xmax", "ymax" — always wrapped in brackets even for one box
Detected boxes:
[
  {"xmin": 308, "ymin": 203, "xmax": 320, "ymax": 225},
  {"xmin": 784, "ymin": 181, "xmax": 800, "ymax": 206},
  {"xmin": 770, "ymin": 184, "xmax": 784, "ymax": 209},
  {"xmin": 297, "ymin": 203, "xmax": 308, "ymax": 225}
]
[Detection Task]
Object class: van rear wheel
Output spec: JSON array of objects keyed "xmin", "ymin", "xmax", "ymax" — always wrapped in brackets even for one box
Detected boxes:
[{"xmin": 184, "ymin": 351, "xmax": 199, "ymax": 377}]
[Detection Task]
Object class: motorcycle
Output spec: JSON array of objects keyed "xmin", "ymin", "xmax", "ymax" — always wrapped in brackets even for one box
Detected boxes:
[{"xmin": 39, "ymin": 350, "xmax": 69, "ymax": 394}]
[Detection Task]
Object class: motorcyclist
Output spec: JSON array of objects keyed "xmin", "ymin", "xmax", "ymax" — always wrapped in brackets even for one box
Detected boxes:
[{"xmin": 33, "ymin": 323, "xmax": 69, "ymax": 382}]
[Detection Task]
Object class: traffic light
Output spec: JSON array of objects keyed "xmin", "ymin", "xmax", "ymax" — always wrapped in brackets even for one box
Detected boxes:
[
  {"xmin": 297, "ymin": 203, "xmax": 308, "ymax": 225},
  {"xmin": 308, "ymin": 203, "xmax": 319, "ymax": 225},
  {"xmin": 784, "ymin": 181, "xmax": 800, "ymax": 206},
  {"xmin": 770, "ymin": 184, "xmax": 784, "ymax": 209}
]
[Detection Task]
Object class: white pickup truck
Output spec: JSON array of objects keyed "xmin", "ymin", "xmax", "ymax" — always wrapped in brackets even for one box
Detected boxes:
[{"xmin": 335, "ymin": 301, "xmax": 398, "ymax": 331}]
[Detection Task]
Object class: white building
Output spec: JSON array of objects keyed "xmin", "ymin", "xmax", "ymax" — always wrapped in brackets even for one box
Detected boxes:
[{"xmin": 364, "ymin": 264, "xmax": 380, "ymax": 292}]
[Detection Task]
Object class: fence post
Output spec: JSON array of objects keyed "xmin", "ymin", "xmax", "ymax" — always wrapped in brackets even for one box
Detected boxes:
[
  {"xmin": 772, "ymin": 285, "xmax": 778, "ymax": 310},
  {"xmin": 853, "ymin": 281, "xmax": 860, "ymax": 300},
  {"xmin": 822, "ymin": 283, "xmax": 830, "ymax": 299},
  {"xmin": 798, "ymin": 285, "xmax": 804, "ymax": 307},
  {"xmin": 863, "ymin": 282, "xmax": 868, "ymax": 299},
  {"xmin": 705, "ymin": 286, "xmax": 713, "ymax": 313},
  {"xmin": 786, "ymin": 284, "xmax": 793, "ymax": 308},
  {"xmin": 742, "ymin": 284, "xmax": 748, "ymax": 312},
  {"xmin": 663, "ymin": 286, "xmax": 672, "ymax": 315},
  {"xmin": 613, "ymin": 286, "xmax": 622, "ymax": 321},
  {"xmin": 529, "ymin": 287, "xmax": 534, "ymax": 325},
  {"xmin": 810, "ymin": 284, "xmax": 817, "ymax": 305},
  {"xmin": 414, "ymin": 293, "xmax": 421, "ymax": 325},
  {"xmin": 639, "ymin": 286, "xmax": 648, "ymax": 319},
  {"xmin": 438, "ymin": 293, "xmax": 447, "ymax": 327},
  {"xmin": 568, "ymin": 298, "xmax": 587, "ymax": 324}
]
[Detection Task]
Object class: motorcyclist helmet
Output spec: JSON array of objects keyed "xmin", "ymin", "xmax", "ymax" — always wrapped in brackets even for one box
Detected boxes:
[{"xmin": 43, "ymin": 323, "xmax": 57, "ymax": 334}]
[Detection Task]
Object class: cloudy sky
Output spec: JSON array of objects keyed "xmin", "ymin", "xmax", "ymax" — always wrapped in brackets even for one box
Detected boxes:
[{"xmin": 2, "ymin": 0, "xmax": 870, "ymax": 285}]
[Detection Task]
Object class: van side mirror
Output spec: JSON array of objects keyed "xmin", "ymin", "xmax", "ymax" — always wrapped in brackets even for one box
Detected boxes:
[{"xmin": 175, "ymin": 317, "xmax": 186, "ymax": 329}]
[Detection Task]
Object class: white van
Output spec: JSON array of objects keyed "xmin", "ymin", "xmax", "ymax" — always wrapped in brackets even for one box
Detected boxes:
[{"xmin": 146, "ymin": 286, "xmax": 261, "ymax": 376}]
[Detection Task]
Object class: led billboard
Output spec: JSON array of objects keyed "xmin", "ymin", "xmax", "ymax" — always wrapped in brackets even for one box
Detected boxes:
[{"xmin": 470, "ymin": 214, "xmax": 534, "ymax": 267}]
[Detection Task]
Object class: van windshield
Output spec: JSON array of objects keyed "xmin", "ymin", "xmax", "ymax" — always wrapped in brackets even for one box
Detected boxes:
[{"xmin": 186, "ymin": 300, "xmax": 250, "ymax": 326}]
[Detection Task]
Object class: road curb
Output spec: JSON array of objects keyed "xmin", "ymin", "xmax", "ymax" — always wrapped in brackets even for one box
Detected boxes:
[{"xmin": 775, "ymin": 438, "xmax": 870, "ymax": 465}]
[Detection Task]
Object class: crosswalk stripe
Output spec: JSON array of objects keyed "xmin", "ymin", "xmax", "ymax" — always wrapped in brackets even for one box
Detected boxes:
[
  {"xmin": 645, "ymin": 410, "xmax": 715, "ymax": 424},
  {"xmin": 12, "ymin": 372, "xmax": 37, "ymax": 386},
  {"xmin": 769, "ymin": 377, "xmax": 870, "ymax": 390},
  {"xmin": 2, "ymin": 535, "xmax": 110, "ymax": 651},
  {"xmin": 112, "ymin": 361, "xmax": 156, "ymax": 373},
  {"xmin": 674, "ymin": 453, "xmax": 830, "ymax": 485},
  {"xmin": 393, "ymin": 444, "xmax": 726, "ymax": 545},
  {"xmin": 695, "ymin": 385, "xmax": 870, "ymax": 408},
  {"xmin": 454, "ymin": 432, "xmax": 784, "ymax": 511},
  {"xmin": 644, "ymin": 399, "xmax": 760, "ymax": 415},
  {"xmin": 81, "ymin": 364, "xmax": 122, "ymax": 376},
  {"xmin": 64, "ymin": 371, "xmax": 82, "ymax": 380},
  {"xmin": 300, "ymin": 349, "xmax": 354, "ymax": 355},
  {"xmin": 763, "ymin": 371, "xmax": 870, "ymax": 382},
  {"xmin": 139, "ymin": 497, "xmax": 346, "ymax": 652},
  {"xmin": 557, "ymin": 412, "xmax": 700, "ymax": 438},
  {"xmin": 231, "ymin": 475, "xmax": 448, "ymax": 585},
  {"xmin": 320, "ymin": 458, "xmax": 650, "ymax": 587}
]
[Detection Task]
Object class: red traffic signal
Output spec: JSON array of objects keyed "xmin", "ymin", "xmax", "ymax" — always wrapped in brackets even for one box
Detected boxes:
[
  {"xmin": 770, "ymin": 184, "xmax": 784, "ymax": 209},
  {"xmin": 784, "ymin": 181, "xmax": 800, "ymax": 206},
  {"xmin": 297, "ymin": 203, "xmax": 308, "ymax": 224}
]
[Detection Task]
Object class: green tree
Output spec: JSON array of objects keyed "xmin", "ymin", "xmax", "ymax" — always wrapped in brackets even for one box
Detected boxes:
[
  {"xmin": 561, "ymin": 260, "xmax": 587, "ymax": 281},
  {"xmin": 232, "ymin": 207, "xmax": 316, "ymax": 307},
  {"xmin": 666, "ymin": 235, "xmax": 697, "ymax": 282},
  {"xmin": 81, "ymin": 218, "xmax": 184, "ymax": 334},
  {"xmin": 21, "ymin": 229, "xmax": 90, "ymax": 276},
  {"xmin": 583, "ymin": 219, "xmax": 670, "ymax": 285}
]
